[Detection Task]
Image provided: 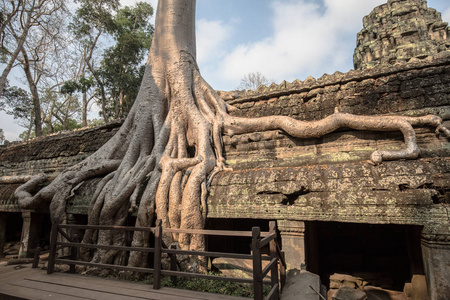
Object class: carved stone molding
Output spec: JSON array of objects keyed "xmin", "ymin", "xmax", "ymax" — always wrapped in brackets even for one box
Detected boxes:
[
  {"xmin": 421, "ymin": 224, "xmax": 450, "ymax": 248},
  {"xmin": 278, "ymin": 219, "xmax": 305, "ymax": 237}
]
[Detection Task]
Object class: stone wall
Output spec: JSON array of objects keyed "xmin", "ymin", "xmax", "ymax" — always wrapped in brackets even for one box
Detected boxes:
[
  {"xmin": 0, "ymin": 121, "xmax": 121, "ymax": 212},
  {"xmin": 206, "ymin": 54, "xmax": 450, "ymax": 228},
  {"xmin": 1, "ymin": 55, "xmax": 449, "ymax": 227}
]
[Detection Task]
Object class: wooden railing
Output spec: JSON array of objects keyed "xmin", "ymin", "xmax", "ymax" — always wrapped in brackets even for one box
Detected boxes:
[{"xmin": 46, "ymin": 219, "xmax": 286, "ymax": 300}]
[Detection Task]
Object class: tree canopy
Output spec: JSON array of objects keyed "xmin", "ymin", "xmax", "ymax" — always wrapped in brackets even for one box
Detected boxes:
[{"xmin": 99, "ymin": 1, "xmax": 154, "ymax": 119}]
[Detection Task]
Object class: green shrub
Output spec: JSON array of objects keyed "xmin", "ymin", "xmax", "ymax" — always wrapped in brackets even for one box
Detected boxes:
[{"xmin": 161, "ymin": 273, "xmax": 271, "ymax": 298}]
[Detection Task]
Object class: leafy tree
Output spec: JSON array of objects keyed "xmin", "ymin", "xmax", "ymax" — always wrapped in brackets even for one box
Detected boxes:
[
  {"xmin": 41, "ymin": 88, "xmax": 81, "ymax": 133},
  {"xmin": 2, "ymin": 85, "xmax": 33, "ymax": 122},
  {"xmin": 60, "ymin": 76, "xmax": 95, "ymax": 127},
  {"xmin": 18, "ymin": 130, "xmax": 35, "ymax": 141},
  {"xmin": 2, "ymin": 80, "xmax": 81, "ymax": 141},
  {"xmin": 1, "ymin": 83, "xmax": 34, "ymax": 140},
  {"xmin": 43, "ymin": 118, "xmax": 82, "ymax": 135},
  {"xmin": 2, "ymin": 0, "xmax": 121, "ymax": 138},
  {"xmin": 2, "ymin": 0, "xmax": 153, "ymax": 138},
  {"xmin": 69, "ymin": 0, "xmax": 120, "ymax": 124},
  {"xmin": 15, "ymin": 0, "xmax": 450, "ymax": 273},
  {"xmin": 99, "ymin": 2, "xmax": 154, "ymax": 119}
]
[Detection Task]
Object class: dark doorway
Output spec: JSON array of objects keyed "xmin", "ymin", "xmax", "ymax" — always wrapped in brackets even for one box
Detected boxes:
[
  {"xmin": 1, "ymin": 212, "xmax": 23, "ymax": 258},
  {"xmin": 305, "ymin": 221, "xmax": 424, "ymax": 291},
  {"xmin": 205, "ymin": 218, "xmax": 275, "ymax": 254}
]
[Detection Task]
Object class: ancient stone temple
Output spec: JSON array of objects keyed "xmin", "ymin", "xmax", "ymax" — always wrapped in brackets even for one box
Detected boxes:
[
  {"xmin": 1, "ymin": 0, "xmax": 449, "ymax": 299},
  {"xmin": 354, "ymin": 0, "xmax": 450, "ymax": 69}
]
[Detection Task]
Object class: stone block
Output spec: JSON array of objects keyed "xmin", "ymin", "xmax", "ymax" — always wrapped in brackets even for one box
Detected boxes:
[
  {"xmin": 281, "ymin": 270, "xmax": 325, "ymax": 300},
  {"xmin": 212, "ymin": 257, "xmax": 271, "ymax": 280},
  {"xmin": 332, "ymin": 287, "xmax": 367, "ymax": 300},
  {"xmin": 411, "ymin": 275, "xmax": 428, "ymax": 300}
]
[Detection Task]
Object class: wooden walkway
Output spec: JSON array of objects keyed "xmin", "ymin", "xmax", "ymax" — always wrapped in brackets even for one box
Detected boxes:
[{"xmin": 0, "ymin": 264, "xmax": 247, "ymax": 300}]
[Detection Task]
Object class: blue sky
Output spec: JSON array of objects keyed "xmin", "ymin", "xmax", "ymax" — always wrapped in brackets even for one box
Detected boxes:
[
  {"xmin": 2, "ymin": 0, "xmax": 450, "ymax": 141},
  {"xmin": 193, "ymin": 0, "xmax": 450, "ymax": 90}
]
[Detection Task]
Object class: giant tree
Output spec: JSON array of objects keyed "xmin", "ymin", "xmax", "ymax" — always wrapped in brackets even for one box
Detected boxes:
[{"xmin": 15, "ymin": 0, "xmax": 450, "ymax": 270}]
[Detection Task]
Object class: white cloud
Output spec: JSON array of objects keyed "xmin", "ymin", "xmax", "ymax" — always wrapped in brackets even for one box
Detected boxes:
[
  {"xmin": 207, "ymin": 0, "xmax": 386, "ymax": 90},
  {"xmin": 442, "ymin": 7, "xmax": 450, "ymax": 23},
  {"xmin": 196, "ymin": 19, "xmax": 233, "ymax": 65},
  {"xmin": 120, "ymin": 0, "xmax": 157, "ymax": 8},
  {"xmin": 120, "ymin": 0, "xmax": 136, "ymax": 7}
]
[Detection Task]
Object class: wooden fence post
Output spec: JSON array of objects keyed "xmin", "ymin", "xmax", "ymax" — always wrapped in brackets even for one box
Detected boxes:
[
  {"xmin": 32, "ymin": 247, "xmax": 41, "ymax": 268},
  {"xmin": 252, "ymin": 226, "xmax": 263, "ymax": 300},
  {"xmin": 170, "ymin": 244, "xmax": 178, "ymax": 286},
  {"xmin": 47, "ymin": 219, "xmax": 59, "ymax": 274},
  {"xmin": 153, "ymin": 219, "xmax": 162, "ymax": 290},
  {"xmin": 280, "ymin": 251, "xmax": 286, "ymax": 291},
  {"xmin": 69, "ymin": 233, "xmax": 78, "ymax": 273},
  {"xmin": 269, "ymin": 221, "xmax": 279, "ymax": 298}
]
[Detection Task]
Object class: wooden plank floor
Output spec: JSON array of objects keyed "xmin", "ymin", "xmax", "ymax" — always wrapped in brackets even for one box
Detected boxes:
[{"xmin": 0, "ymin": 264, "xmax": 248, "ymax": 300}]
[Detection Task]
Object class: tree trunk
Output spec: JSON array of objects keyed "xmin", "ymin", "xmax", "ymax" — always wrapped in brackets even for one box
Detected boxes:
[
  {"xmin": 63, "ymin": 99, "xmax": 70, "ymax": 130},
  {"xmin": 82, "ymin": 92, "xmax": 88, "ymax": 127},
  {"xmin": 26, "ymin": 113, "xmax": 34, "ymax": 141},
  {"xmin": 21, "ymin": 49, "xmax": 43, "ymax": 137},
  {"xmin": 46, "ymin": 103, "xmax": 54, "ymax": 134},
  {"xmin": 118, "ymin": 89, "xmax": 123, "ymax": 119},
  {"xmin": 0, "ymin": 11, "xmax": 31, "ymax": 98},
  {"xmin": 84, "ymin": 30, "xmax": 108, "ymax": 123},
  {"xmin": 87, "ymin": 61, "xmax": 108, "ymax": 123}
]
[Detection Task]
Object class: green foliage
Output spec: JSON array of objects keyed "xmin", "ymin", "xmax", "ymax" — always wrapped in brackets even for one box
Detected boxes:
[
  {"xmin": 2, "ymin": 0, "xmax": 154, "ymax": 137},
  {"xmin": 160, "ymin": 273, "xmax": 270, "ymax": 298},
  {"xmin": 18, "ymin": 130, "xmax": 34, "ymax": 141},
  {"xmin": 0, "ymin": 47, "xmax": 7, "ymax": 64},
  {"xmin": 43, "ymin": 118, "xmax": 83, "ymax": 134},
  {"xmin": 19, "ymin": 118, "xmax": 83, "ymax": 141},
  {"xmin": 87, "ymin": 118, "xmax": 106, "ymax": 127},
  {"xmin": 69, "ymin": 0, "xmax": 121, "ymax": 124},
  {"xmin": 60, "ymin": 81, "xmax": 80, "ymax": 95},
  {"xmin": 70, "ymin": 0, "xmax": 154, "ymax": 120},
  {"xmin": 110, "ymin": 2, "xmax": 153, "ymax": 39},
  {"xmin": 99, "ymin": 2, "xmax": 154, "ymax": 119},
  {"xmin": 0, "ymin": 128, "xmax": 5, "ymax": 145},
  {"xmin": 1, "ymin": 84, "xmax": 33, "ymax": 122},
  {"xmin": 71, "ymin": 0, "xmax": 120, "ymax": 39},
  {"xmin": 61, "ymin": 77, "xmax": 95, "ymax": 94}
]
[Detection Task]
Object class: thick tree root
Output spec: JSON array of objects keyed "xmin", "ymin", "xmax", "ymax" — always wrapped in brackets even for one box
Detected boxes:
[{"xmin": 222, "ymin": 113, "xmax": 447, "ymax": 164}]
